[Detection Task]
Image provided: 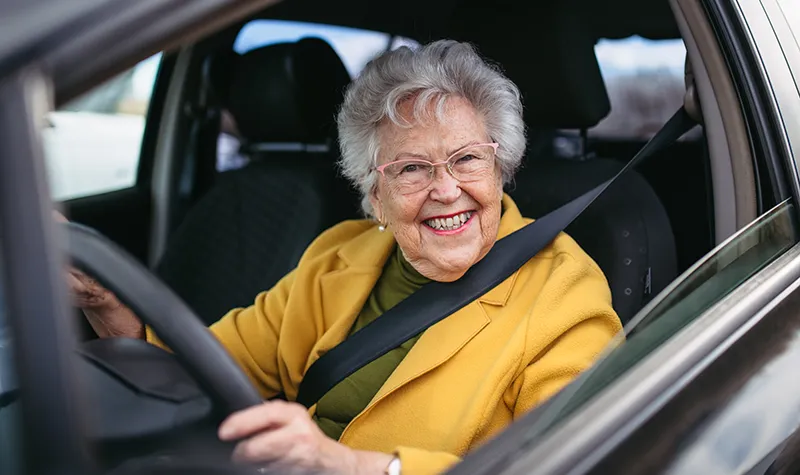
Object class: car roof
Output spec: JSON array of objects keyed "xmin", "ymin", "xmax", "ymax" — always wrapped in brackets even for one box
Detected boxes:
[
  {"xmin": 1, "ymin": 0, "xmax": 679, "ymax": 109},
  {"xmin": 0, "ymin": 0, "xmax": 280, "ymax": 107},
  {"xmin": 258, "ymin": 0, "xmax": 680, "ymax": 41},
  {"xmin": 0, "ymin": 0, "xmax": 112, "ymax": 74}
]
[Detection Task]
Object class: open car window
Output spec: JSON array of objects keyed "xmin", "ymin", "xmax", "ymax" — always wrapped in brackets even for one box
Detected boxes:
[
  {"xmin": 521, "ymin": 198, "xmax": 799, "ymax": 442},
  {"xmin": 42, "ymin": 53, "xmax": 161, "ymax": 201}
]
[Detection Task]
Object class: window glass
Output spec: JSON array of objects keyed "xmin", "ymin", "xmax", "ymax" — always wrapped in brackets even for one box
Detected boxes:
[
  {"xmin": 42, "ymin": 53, "xmax": 162, "ymax": 201},
  {"xmin": 524, "ymin": 200, "xmax": 799, "ymax": 441},
  {"xmin": 218, "ymin": 20, "xmax": 419, "ymax": 172},
  {"xmin": 591, "ymin": 36, "xmax": 688, "ymax": 140},
  {"xmin": 551, "ymin": 37, "xmax": 699, "ymax": 159},
  {"xmin": 234, "ymin": 20, "xmax": 404, "ymax": 77}
]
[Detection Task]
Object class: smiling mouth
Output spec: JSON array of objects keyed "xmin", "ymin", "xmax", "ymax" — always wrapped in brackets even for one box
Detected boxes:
[{"xmin": 423, "ymin": 211, "xmax": 475, "ymax": 232}]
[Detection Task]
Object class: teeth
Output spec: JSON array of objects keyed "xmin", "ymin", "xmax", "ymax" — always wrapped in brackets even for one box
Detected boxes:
[{"xmin": 425, "ymin": 211, "xmax": 473, "ymax": 231}]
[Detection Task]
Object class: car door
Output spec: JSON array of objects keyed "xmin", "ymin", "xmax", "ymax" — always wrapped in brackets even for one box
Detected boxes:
[
  {"xmin": 0, "ymin": 2, "xmax": 281, "ymax": 475},
  {"xmin": 447, "ymin": 0, "xmax": 800, "ymax": 473},
  {"xmin": 50, "ymin": 52, "xmax": 172, "ymax": 264}
]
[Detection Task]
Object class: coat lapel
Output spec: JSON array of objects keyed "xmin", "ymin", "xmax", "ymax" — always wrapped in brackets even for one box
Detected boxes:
[
  {"xmin": 310, "ymin": 267, "xmax": 382, "ymax": 367},
  {"xmin": 342, "ymin": 194, "xmax": 530, "ymax": 421},
  {"xmin": 369, "ymin": 300, "xmax": 491, "ymax": 404},
  {"xmin": 308, "ymin": 225, "xmax": 396, "ymax": 368}
]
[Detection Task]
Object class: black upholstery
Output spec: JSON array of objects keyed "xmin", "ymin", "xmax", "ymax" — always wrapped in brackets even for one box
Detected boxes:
[
  {"xmin": 482, "ymin": 0, "xmax": 679, "ymax": 322},
  {"xmin": 226, "ymin": 38, "xmax": 351, "ymax": 144},
  {"xmin": 156, "ymin": 38, "xmax": 358, "ymax": 325},
  {"xmin": 509, "ymin": 158, "xmax": 677, "ymax": 324},
  {"xmin": 452, "ymin": 0, "xmax": 611, "ymax": 129}
]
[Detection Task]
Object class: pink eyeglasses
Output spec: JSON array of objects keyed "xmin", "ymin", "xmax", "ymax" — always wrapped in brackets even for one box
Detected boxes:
[{"xmin": 375, "ymin": 142, "xmax": 499, "ymax": 194}]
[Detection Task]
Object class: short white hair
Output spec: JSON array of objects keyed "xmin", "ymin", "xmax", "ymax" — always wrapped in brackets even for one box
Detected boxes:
[{"xmin": 337, "ymin": 39, "xmax": 526, "ymax": 217}]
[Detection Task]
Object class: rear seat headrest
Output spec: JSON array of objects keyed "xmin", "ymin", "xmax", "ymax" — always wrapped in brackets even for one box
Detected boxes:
[
  {"xmin": 525, "ymin": 12, "xmax": 610, "ymax": 129},
  {"xmin": 462, "ymin": 0, "xmax": 611, "ymax": 129},
  {"xmin": 223, "ymin": 37, "xmax": 351, "ymax": 144}
]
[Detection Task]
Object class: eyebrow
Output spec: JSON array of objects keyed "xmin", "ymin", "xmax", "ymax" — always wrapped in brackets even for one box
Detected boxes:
[{"xmin": 391, "ymin": 141, "xmax": 484, "ymax": 162}]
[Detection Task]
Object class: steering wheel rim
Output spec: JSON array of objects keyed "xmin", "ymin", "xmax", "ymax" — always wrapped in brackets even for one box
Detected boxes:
[{"xmin": 59, "ymin": 222, "xmax": 263, "ymax": 414}]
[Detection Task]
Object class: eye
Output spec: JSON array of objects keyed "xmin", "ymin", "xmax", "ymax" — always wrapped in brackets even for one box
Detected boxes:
[
  {"xmin": 401, "ymin": 163, "xmax": 426, "ymax": 174},
  {"xmin": 457, "ymin": 154, "xmax": 477, "ymax": 163}
]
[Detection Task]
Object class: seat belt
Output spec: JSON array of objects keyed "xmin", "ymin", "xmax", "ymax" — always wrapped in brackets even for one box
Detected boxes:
[{"xmin": 296, "ymin": 107, "xmax": 696, "ymax": 408}]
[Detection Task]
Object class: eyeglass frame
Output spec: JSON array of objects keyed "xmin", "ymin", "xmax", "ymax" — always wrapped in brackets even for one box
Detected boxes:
[{"xmin": 374, "ymin": 142, "xmax": 500, "ymax": 191}]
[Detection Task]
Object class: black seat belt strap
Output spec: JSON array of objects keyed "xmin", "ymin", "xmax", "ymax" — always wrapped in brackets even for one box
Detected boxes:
[{"xmin": 296, "ymin": 107, "xmax": 696, "ymax": 408}]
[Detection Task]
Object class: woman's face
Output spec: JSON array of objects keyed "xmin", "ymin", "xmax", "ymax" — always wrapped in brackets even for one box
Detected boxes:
[{"xmin": 370, "ymin": 96, "xmax": 504, "ymax": 282}]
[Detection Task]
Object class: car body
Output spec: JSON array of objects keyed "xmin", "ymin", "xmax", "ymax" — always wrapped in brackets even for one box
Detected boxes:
[{"xmin": 1, "ymin": 0, "xmax": 800, "ymax": 474}]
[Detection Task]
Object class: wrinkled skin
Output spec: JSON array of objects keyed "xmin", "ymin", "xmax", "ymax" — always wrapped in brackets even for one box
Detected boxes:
[{"xmin": 370, "ymin": 96, "xmax": 504, "ymax": 282}]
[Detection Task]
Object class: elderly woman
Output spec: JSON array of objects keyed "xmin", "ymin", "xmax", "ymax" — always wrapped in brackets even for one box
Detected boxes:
[{"xmin": 69, "ymin": 39, "xmax": 622, "ymax": 475}]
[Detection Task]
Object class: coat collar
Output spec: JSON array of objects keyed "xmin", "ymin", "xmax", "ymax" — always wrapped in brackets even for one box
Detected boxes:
[
  {"xmin": 321, "ymin": 195, "xmax": 532, "ymax": 437},
  {"xmin": 335, "ymin": 193, "xmax": 529, "ymax": 307}
]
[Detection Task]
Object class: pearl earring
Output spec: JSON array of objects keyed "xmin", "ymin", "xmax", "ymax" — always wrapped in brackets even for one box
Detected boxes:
[{"xmin": 378, "ymin": 224, "xmax": 386, "ymax": 232}]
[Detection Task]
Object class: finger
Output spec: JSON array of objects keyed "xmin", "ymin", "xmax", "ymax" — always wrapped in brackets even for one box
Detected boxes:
[
  {"xmin": 231, "ymin": 425, "xmax": 297, "ymax": 464},
  {"xmin": 66, "ymin": 273, "xmax": 88, "ymax": 294},
  {"xmin": 69, "ymin": 268, "xmax": 98, "ymax": 287},
  {"xmin": 52, "ymin": 210, "xmax": 68, "ymax": 223},
  {"xmin": 219, "ymin": 401, "xmax": 307, "ymax": 441},
  {"xmin": 69, "ymin": 271, "xmax": 108, "ymax": 298},
  {"xmin": 67, "ymin": 268, "xmax": 92, "ymax": 288}
]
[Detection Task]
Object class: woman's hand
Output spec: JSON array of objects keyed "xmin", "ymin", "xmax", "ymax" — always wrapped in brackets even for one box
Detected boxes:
[
  {"xmin": 54, "ymin": 210, "xmax": 121, "ymax": 311},
  {"xmin": 66, "ymin": 265, "xmax": 122, "ymax": 312},
  {"xmin": 54, "ymin": 211, "xmax": 143, "ymax": 338},
  {"xmin": 219, "ymin": 400, "xmax": 393, "ymax": 474}
]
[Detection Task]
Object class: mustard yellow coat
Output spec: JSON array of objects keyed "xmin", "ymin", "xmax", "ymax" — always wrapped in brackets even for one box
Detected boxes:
[{"xmin": 148, "ymin": 194, "xmax": 622, "ymax": 474}]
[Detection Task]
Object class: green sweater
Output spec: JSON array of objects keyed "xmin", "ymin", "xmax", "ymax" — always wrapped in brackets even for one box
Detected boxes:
[{"xmin": 313, "ymin": 245, "xmax": 430, "ymax": 440}]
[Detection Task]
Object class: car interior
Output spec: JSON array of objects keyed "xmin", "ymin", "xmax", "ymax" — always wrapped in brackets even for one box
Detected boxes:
[
  {"xmin": 68, "ymin": 0, "xmax": 724, "ymax": 330},
  {"xmin": 15, "ymin": 0, "xmax": 791, "ymax": 472}
]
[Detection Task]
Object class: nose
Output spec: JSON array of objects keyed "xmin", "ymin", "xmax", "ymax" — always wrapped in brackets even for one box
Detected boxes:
[{"xmin": 428, "ymin": 165, "xmax": 461, "ymax": 203}]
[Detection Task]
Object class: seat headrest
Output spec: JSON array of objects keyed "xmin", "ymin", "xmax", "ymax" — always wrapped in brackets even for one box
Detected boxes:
[
  {"xmin": 460, "ymin": 1, "xmax": 611, "ymax": 129},
  {"xmin": 524, "ymin": 11, "xmax": 611, "ymax": 129},
  {"xmin": 224, "ymin": 37, "xmax": 351, "ymax": 144}
]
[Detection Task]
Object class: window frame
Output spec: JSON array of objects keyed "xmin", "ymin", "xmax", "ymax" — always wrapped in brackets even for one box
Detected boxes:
[
  {"xmin": 756, "ymin": 0, "xmax": 800, "ymax": 188},
  {"xmin": 707, "ymin": 0, "xmax": 798, "ymax": 209},
  {"xmin": 0, "ymin": 67, "xmax": 93, "ymax": 474}
]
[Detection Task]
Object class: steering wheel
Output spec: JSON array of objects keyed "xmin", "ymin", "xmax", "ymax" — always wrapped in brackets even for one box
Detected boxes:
[{"xmin": 60, "ymin": 222, "xmax": 263, "ymax": 415}]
